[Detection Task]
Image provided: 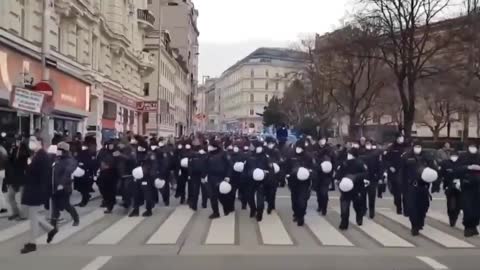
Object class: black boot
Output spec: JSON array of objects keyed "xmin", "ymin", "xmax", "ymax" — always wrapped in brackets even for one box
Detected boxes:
[
  {"xmin": 297, "ymin": 217, "xmax": 305, "ymax": 226},
  {"xmin": 128, "ymin": 208, "xmax": 139, "ymax": 217},
  {"xmin": 449, "ymin": 217, "xmax": 457, "ymax": 227},
  {"xmin": 72, "ymin": 219, "xmax": 80, "ymax": 227},
  {"xmin": 411, "ymin": 227, "xmax": 420, "ymax": 236},
  {"xmin": 100, "ymin": 200, "xmax": 107, "ymax": 208},
  {"xmin": 142, "ymin": 210, "xmax": 152, "ymax": 217},
  {"xmin": 0, "ymin": 208, "xmax": 7, "ymax": 214},
  {"xmin": 369, "ymin": 210, "xmax": 375, "ymax": 219},
  {"xmin": 47, "ymin": 228, "xmax": 58, "ymax": 243},
  {"xmin": 249, "ymin": 210, "xmax": 256, "ymax": 218},
  {"xmin": 256, "ymin": 212, "xmax": 263, "ymax": 222},
  {"xmin": 356, "ymin": 215, "xmax": 363, "ymax": 226},
  {"xmin": 267, "ymin": 208, "xmax": 273, "ymax": 215},
  {"xmin": 339, "ymin": 219, "xmax": 348, "ymax": 230},
  {"xmin": 20, "ymin": 243, "xmax": 37, "ymax": 254},
  {"xmin": 209, "ymin": 213, "xmax": 220, "ymax": 219}
]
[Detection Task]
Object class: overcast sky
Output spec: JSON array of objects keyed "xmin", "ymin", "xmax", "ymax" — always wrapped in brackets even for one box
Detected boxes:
[{"xmin": 194, "ymin": 0, "xmax": 353, "ymax": 81}]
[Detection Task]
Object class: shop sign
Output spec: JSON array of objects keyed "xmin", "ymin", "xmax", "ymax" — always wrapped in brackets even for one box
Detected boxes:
[
  {"xmin": 137, "ymin": 101, "xmax": 157, "ymax": 112},
  {"xmin": 10, "ymin": 87, "xmax": 45, "ymax": 113}
]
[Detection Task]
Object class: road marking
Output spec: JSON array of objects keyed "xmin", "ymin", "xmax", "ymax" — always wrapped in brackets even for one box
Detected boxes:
[
  {"xmin": 81, "ymin": 256, "xmax": 112, "ymax": 270},
  {"xmin": 427, "ymin": 211, "xmax": 462, "ymax": 230},
  {"xmin": 0, "ymin": 221, "xmax": 29, "ymax": 242},
  {"xmin": 276, "ymin": 195, "xmax": 446, "ymax": 201},
  {"xmin": 88, "ymin": 216, "xmax": 145, "ymax": 245},
  {"xmin": 334, "ymin": 209, "xmax": 414, "ymax": 247},
  {"xmin": 205, "ymin": 212, "xmax": 235, "ymax": 244},
  {"xmin": 305, "ymin": 213, "xmax": 354, "ymax": 246},
  {"xmin": 379, "ymin": 209, "xmax": 473, "ymax": 248},
  {"xmin": 417, "ymin": 256, "xmax": 449, "ymax": 270},
  {"xmin": 38, "ymin": 209, "xmax": 104, "ymax": 244},
  {"xmin": 146, "ymin": 206, "xmax": 194, "ymax": 244},
  {"xmin": 258, "ymin": 211, "xmax": 293, "ymax": 245}
]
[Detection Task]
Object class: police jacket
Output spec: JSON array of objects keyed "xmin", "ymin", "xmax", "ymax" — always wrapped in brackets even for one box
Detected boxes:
[
  {"xmin": 402, "ymin": 151, "xmax": 437, "ymax": 187},
  {"xmin": 439, "ymin": 159, "xmax": 462, "ymax": 190},
  {"xmin": 383, "ymin": 143, "xmax": 407, "ymax": 173},
  {"xmin": 456, "ymin": 152, "xmax": 480, "ymax": 186},
  {"xmin": 245, "ymin": 151, "xmax": 272, "ymax": 181},
  {"xmin": 336, "ymin": 158, "xmax": 368, "ymax": 192},
  {"xmin": 155, "ymin": 146, "xmax": 172, "ymax": 180},
  {"xmin": 284, "ymin": 151, "xmax": 315, "ymax": 183},
  {"xmin": 206, "ymin": 149, "xmax": 231, "ymax": 181},
  {"xmin": 76, "ymin": 149, "xmax": 98, "ymax": 179},
  {"xmin": 360, "ymin": 149, "xmax": 381, "ymax": 182},
  {"xmin": 189, "ymin": 151, "xmax": 208, "ymax": 178}
]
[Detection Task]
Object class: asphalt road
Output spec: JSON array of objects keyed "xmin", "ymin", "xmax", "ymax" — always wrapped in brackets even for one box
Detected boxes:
[{"xmin": 0, "ymin": 188, "xmax": 478, "ymax": 270}]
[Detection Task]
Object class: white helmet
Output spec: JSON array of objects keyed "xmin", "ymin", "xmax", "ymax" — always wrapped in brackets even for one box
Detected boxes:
[
  {"xmin": 253, "ymin": 168, "xmax": 265, "ymax": 181},
  {"xmin": 272, "ymin": 163, "xmax": 280, "ymax": 174},
  {"xmin": 339, "ymin": 177, "xmax": 354, "ymax": 192},
  {"xmin": 132, "ymin": 166, "xmax": 144, "ymax": 180},
  {"xmin": 421, "ymin": 167, "xmax": 438, "ymax": 183},
  {"xmin": 180, "ymin": 157, "xmax": 189, "ymax": 168},
  {"xmin": 154, "ymin": 178, "xmax": 166, "ymax": 189},
  {"xmin": 219, "ymin": 181, "xmax": 232, "ymax": 194},
  {"xmin": 297, "ymin": 167, "xmax": 310, "ymax": 181},
  {"xmin": 321, "ymin": 161, "xmax": 333, "ymax": 174},
  {"xmin": 233, "ymin": 162, "xmax": 245, "ymax": 172},
  {"xmin": 72, "ymin": 167, "xmax": 85, "ymax": 178}
]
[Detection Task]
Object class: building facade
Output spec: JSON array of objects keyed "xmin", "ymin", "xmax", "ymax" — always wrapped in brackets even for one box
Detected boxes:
[
  {"xmin": 148, "ymin": 0, "xmax": 199, "ymax": 135},
  {"xmin": 216, "ymin": 48, "xmax": 305, "ymax": 133},
  {"xmin": 0, "ymin": 0, "xmax": 156, "ymax": 143}
]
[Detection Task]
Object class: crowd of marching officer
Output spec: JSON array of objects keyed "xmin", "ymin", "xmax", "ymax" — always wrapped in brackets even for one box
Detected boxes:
[{"xmin": 1, "ymin": 129, "xmax": 480, "ymax": 254}]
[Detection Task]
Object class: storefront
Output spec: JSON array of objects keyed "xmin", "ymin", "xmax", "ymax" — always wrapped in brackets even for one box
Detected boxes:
[
  {"xmin": 0, "ymin": 43, "xmax": 90, "ymax": 138},
  {"xmin": 102, "ymin": 86, "xmax": 142, "ymax": 139}
]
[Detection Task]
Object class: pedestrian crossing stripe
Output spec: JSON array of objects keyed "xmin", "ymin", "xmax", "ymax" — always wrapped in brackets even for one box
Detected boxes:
[
  {"xmin": 426, "ymin": 211, "xmax": 463, "ymax": 230},
  {"xmin": 146, "ymin": 206, "xmax": 195, "ymax": 244},
  {"xmin": 378, "ymin": 209, "xmax": 474, "ymax": 248},
  {"xmin": 333, "ymin": 209, "xmax": 414, "ymax": 247},
  {"xmin": 0, "ymin": 208, "xmax": 478, "ymax": 249}
]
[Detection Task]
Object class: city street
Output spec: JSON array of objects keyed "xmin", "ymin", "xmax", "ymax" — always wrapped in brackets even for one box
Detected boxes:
[{"xmin": 0, "ymin": 188, "xmax": 478, "ymax": 270}]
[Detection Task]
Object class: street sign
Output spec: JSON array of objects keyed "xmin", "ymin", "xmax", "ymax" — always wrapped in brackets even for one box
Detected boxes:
[
  {"xmin": 10, "ymin": 87, "xmax": 45, "ymax": 114},
  {"xmin": 136, "ymin": 101, "xmax": 158, "ymax": 112}
]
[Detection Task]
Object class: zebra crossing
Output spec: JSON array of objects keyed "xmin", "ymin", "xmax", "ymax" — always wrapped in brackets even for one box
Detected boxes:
[{"xmin": 0, "ymin": 206, "xmax": 478, "ymax": 251}]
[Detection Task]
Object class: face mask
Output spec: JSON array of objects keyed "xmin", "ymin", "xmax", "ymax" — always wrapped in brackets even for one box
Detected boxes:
[
  {"xmin": 233, "ymin": 146, "xmax": 239, "ymax": 153},
  {"xmin": 295, "ymin": 147, "xmax": 303, "ymax": 154},
  {"xmin": 185, "ymin": 144, "xmax": 191, "ymax": 150},
  {"xmin": 319, "ymin": 139, "xmax": 326, "ymax": 146},
  {"xmin": 28, "ymin": 141, "xmax": 38, "ymax": 151},
  {"xmin": 397, "ymin": 136, "xmax": 404, "ymax": 144},
  {"xmin": 256, "ymin": 147, "xmax": 263, "ymax": 154},
  {"xmin": 413, "ymin": 146, "xmax": 422, "ymax": 155},
  {"xmin": 56, "ymin": 150, "xmax": 63, "ymax": 157},
  {"xmin": 372, "ymin": 145, "xmax": 377, "ymax": 150},
  {"xmin": 158, "ymin": 142, "xmax": 165, "ymax": 147},
  {"xmin": 82, "ymin": 146, "xmax": 88, "ymax": 150},
  {"xmin": 365, "ymin": 144, "xmax": 372, "ymax": 150},
  {"xmin": 267, "ymin": 143, "xmax": 275, "ymax": 149},
  {"xmin": 450, "ymin": 155, "xmax": 459, "ymax": 162},
  {"xmin": 199, "ymin": 149, "xmax": 206, "ymax": 154},
  {"xmin": 469, "ymin": 146, "xmax": 478, "ymax": 154},
  {"xmin": 227, "ymin": 145, "xmax": 233, "ymax": 151},
  {"xmin": 178, "ymin": 145, "xmax": 183, "ymax": 150},
  {"xmin": 347, "ymin": 153, "xmax": 354, "ymax": 160},
  {"xmin": 208, "ymin": 145, "xmax": 215, "ymax": 152},
  {"xmin": 244, "ymin": 146, "xmax": 249, "ymax": 151},
  {"xmin": 263, "ymin": 142, "xmax": 268, "ymax": 147}
]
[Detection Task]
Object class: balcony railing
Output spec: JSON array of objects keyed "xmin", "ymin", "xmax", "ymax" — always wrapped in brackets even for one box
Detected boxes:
[{"xmin": 137, "ymin": 9, "xmax": 155, "ymax": 28}]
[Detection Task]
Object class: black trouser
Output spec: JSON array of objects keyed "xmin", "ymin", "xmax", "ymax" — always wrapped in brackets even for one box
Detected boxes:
[
  {"xmin": 222, "ymin": 178, "xmax": 237, "ymax": 213},
  {"xmin": 237, "ymin": 176, "xmax": 249, "ymax": 209},
  {"xmin": 175, "ymin": 170, "xmax": 188, "ymax": 202},
  {"xmin": 206, "ymin": 176, "xmax": 224, "ymax": 215},
  {"xmin": 388, "ymin": 171, "xmax": 407, "ymax": 215},
  {"xmin": 158, "ymin": 178, "xmax": 170, "ymax": 206},
  {"xmin": 74, "ymin": 176, "xmax": 93, "ymax": 205},
  {"xmin": 314, "ymin": 176, "xmax": 330, "ymax": 214},
  {"xmin": 264, "ymin": 176, "xmax": 278, "ymax": 211},
  {"xmin": 119, "ymin": 176, "xmax": 134, "ymax": 208},
  {"xmin": 98, "ymin": 179, "xmax": 117, "ymax": 211},
  {"xmin": 366, "ymin": 181, "xmax": 378, "ymax": 217},
  {"xmin": 461, "ymin": 184, "xmax": 480, "ymax": 229},
  {"xmin": 51, "ymin": 191, "xmax": 79, "ymax": 227},
  {"xmin": 291, "ymin": 181, "xmax": 311, "ymax": 221},
  {"xmin": 340, "ymin": 190, "xmax": 366, "ymax": 229},
  {"xmin": 406, "ymin": 184, "xmax": 430, "ymax": 231},
  {"xmin": 200, "ymin": 182, "xmax": 208, "ymax": 208},
  {"xmin": 248, "ymin": 181, "xmax": 265, "ymax": 215},
  {"xmin": 133, "ymin": 180, "xmax": 154, "ymax": 211},
  {"xmin": 445, "ymin": 187, "xmax": 461, "ymax": 225},
  {"xmin": 188, "ymin": 174, "xmax": 202, "ymax": 210}
]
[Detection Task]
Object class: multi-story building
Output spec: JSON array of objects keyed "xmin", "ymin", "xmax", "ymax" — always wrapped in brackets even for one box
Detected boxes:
[
  {"xmin": 203, "ymin": 78, "xmax": 221, "ymax": 132},
  {"xmin": 148, "ymin": 0, "xmax": 199, "ymax": 135},
  {"xmin": 216, "ymin": 48, "xmax": 305, "ymax": 133},
  {"xmin": 0, "ymin": 0, "xmax": 156, "ymax": 143}
]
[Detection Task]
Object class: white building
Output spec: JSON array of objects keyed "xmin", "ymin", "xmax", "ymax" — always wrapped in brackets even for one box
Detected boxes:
[
  {"xmin": 216, "ymin": 48, "xmax": 305, "ymax": 133},
  {"xmin": 0, "ymin": 0, "xmax": 156, "ymax": 143}
]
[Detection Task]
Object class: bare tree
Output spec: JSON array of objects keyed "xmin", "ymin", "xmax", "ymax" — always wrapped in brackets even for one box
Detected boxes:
[{"xmin": 359, "ymin": 0, "xmax": 453, "ymax": 138}]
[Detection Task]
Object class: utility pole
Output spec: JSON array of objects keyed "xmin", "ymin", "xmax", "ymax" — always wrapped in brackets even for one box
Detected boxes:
[
  {"xmin": 41, "ymin": 0, "xmax": 53, "ymax": 145},
  {"xmin": 155, "ymin": 2, "xmax": 164, "ymax": 136}
]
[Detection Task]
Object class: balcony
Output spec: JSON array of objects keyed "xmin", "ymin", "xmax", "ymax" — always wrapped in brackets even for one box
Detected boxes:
[
  {"xmin": 137, "ymin": 9, "xmax": 155, "ymax": 30},
  {"xmin": 138, "ymin": 51, "xmax": 155, "ymax": 76}
]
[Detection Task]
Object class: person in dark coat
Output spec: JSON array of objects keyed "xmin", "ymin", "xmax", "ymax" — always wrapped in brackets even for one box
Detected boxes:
[
  {"xmin": 20, "ymin": 136, "xmax": 56, "ymax": 254},
  {"xmin": 359, "ymin": 140, "xmax": 382, "ymax": 219},
  {"xmin": 154, "ymin": 137, "xmax": 172, "ymax": 206},
  {"xmin": 205, "ymin": 139, "xmax": 231, "ymax": 219},
  {"xmin": 97, "ymin": 155, "xmax": 118, "ymax": 213},
  {"xmin": 4, "ymin": 137, "xmax": 29, "ymax": 220},
  {"xmin": 312, "ymin": 137, "xmax": 336, "ymax": 216},
  {"xmin": 73, "ymin": 142, "xmax": 98, "ymax": 207},
  {"xmin": 383, "ymin": 133, "xmax": 408, "ymax": 216},
  {"xmin": 439, "ymin": 150, "xmax": 462, "ymax": 227},
  {"xmin": 50, "ymin": 142, "xmax": 80, "ymax": 228},
  {"xmin": 187, "ymin": 144, "xmax": 208, "ymax": 210}
]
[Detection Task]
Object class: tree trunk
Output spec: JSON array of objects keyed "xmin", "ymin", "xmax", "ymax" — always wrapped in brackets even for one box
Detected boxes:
[
  {"xmin": 349, "ymin": 113, "xmax": 360, "ymax": 140},
  {"xmin": 403, "ymin": 108, "xmax": 415, "ymax": 139},
  {"xmin": 463, "ymin": 106, "xmax": 470, "ymax": 142},
  {"xmin": 433, "ymin": 129, "xmax": 440, "ymax": 142}
]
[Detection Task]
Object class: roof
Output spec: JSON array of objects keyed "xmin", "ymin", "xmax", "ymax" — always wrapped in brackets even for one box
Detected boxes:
[{"xmin": 222, "ymin": 47, "xmax": 307, "ymax": 75}]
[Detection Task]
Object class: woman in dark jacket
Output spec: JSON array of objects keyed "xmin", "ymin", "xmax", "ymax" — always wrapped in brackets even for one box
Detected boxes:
[{"xmin": 21, "ymin": 136, "xmax": 57, "ymax": 254}]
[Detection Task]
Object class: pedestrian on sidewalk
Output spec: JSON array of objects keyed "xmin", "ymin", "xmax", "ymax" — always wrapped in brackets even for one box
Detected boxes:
[
  {"xmin": 20, "ymin": 136, "xmax": 57, "ymax": 254},
  {"xmin": 4, "ymin": 136, "xmax": 29, "ymax": 220},
  {"xmin": 0, "ymin": 132, "xmax": 9, "ymax": 214}
]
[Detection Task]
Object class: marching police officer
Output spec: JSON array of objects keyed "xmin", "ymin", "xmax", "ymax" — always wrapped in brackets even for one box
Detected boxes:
[
  {"xmin": 187, "ymin": 143, "xmax": 208, "ymax": 210},
  {"xmin": 383, "ymin": 133, "xmax": 408, "ymax": 215},
  {"xmin": 154, "ymin": 137, "xmax": 172, "ymax": 206},
  {"xmin": 360, "ymin": 140, "xmax": 382, "ymax": 219},
  {"xmin": 73, "ymin": 140, "xmax": 98, "ymax": 207},
  {"xmin": 264, "ymin": 137, "xmax": 281, "ymax": 214},
  {"xmin": 313, "ymin": 136, "xmax": 336, "ymax": 216},
  {"xmin": 439, "ymin": 150, "xmax": 462, "ymax": 227},
  {"xmin": 205, "ymin": 139, "xmax": 231, "ymax": 219}
]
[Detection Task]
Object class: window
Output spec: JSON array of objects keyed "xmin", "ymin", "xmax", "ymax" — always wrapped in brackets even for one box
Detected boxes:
[
  {"xmin": 143, "ymin": 112, "xmax": 149, "ymax": 123},
  {"xmin": 275, "ymin": 82, "xmax": 279, "ymax": 90},
  {"xmin": 250, "ymin": 93, "xmax": 254, "ymax": 102},
  {"xmin": 92, "ymin": 35, "xmax": 98, "ymax": 70},
  {"xmin": 147, "ymin": 0, "xmax": 152, "ymax": 4},
  {"xmin": 250, "ymin": 80, "xmax": 254, "ymax": 89},
  {"xmin": 265, "ymin": 94, "xmax": 269, "ymax": 102},
  {"xmin": 249, "ymin": 109, "xmax": 254, "ymax": 116},
  {"xmin": 129, "ymin": 110, "xmax": 135, "ymax": 124},
  {"xmin": 103, "ymin": 101, "xmax": 117, "ymax": 120},
  {"xmin": 250, "ymin": 69, "xmax": 254, "ymax": 77},
  {"xmin": 265, "ymin": 81, "xmax": 269, "ymax": 90},
  {"xmin": 75, "ymin": 26, "xmax": 81, "ymax": 61},
  {"xmin": 143, "ymin": 83, "xmax": 150, "ymax": 96},
  {"xmin": 265, "ymin": 70, "xmax": 269, "ymax": 77},
  {"xmin": 373, "ymin": 112, "xmax": 381, "ymax": 124}
]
